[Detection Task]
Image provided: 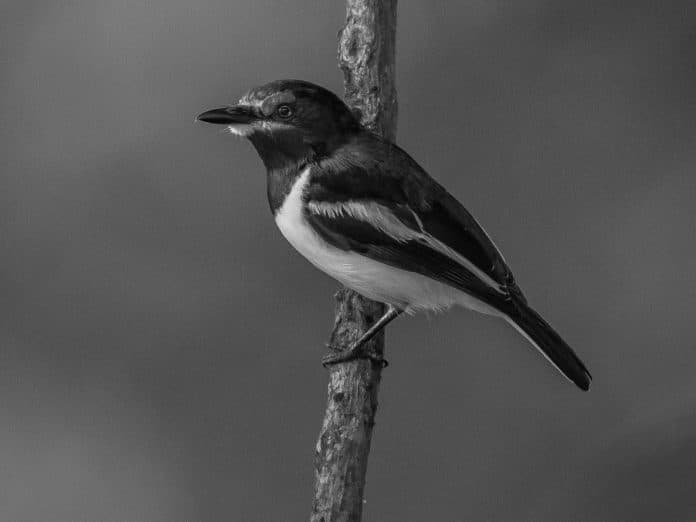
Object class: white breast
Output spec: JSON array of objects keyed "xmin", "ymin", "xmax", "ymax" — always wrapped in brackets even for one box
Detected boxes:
[{"xmin": 274, "ymin": 167, "xmax": 500, "ymax": 315}]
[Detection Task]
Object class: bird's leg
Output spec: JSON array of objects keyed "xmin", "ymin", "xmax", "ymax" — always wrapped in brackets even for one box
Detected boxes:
[{"xmin": 322, "ymin": 305, "xmax": 403, "ymax": 367}]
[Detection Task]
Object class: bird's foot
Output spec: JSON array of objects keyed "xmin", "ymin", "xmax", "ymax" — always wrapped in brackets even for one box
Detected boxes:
[{"xmin": 322, "ymin": 343, "xmax": 388, "ymax": 368}]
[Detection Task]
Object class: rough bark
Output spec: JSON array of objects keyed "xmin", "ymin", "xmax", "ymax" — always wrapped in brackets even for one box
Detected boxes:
[{"xmin": 310, "ymin": 1, "xmax": 398, "ymax": 521}]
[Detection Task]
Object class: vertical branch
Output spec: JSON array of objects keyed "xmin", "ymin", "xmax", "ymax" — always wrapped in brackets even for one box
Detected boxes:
[
  {"xmin": 311, "ymin": 1, "xmax": 398, "ymax": 521},
  {"xmin": 339, "ymin": 0, "xmax": 398, "ymax": 140}
]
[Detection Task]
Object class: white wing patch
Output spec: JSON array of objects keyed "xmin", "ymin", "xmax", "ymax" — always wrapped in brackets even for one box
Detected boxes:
[
  {"xmin": 307, "ymin": 200, "xmax": 416, "ymax": 242},
  {"xmin": 306, "ymin": 200, "xmax": 504, "ymax": 292}
]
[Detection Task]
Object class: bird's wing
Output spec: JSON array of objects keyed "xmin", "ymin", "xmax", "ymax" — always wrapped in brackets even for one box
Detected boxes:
[
  {"xmin": 305, "ymin": 137, "xmax": 521, "ymax": 308},
  {"xmin": 306, "ymin": 139, "xmax": 592, "ymax": 390},
  {"xmin": 305, "ymin": 197, "xmax": 508, "ymax": 309}
]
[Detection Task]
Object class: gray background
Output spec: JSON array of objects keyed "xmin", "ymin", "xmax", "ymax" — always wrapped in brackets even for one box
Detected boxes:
[{"xmin": 2, "ymin": 1, "xmax": 695, "ymax": 520}]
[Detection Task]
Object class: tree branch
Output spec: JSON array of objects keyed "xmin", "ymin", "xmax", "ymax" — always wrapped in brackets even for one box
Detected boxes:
[{"xmin": 310, "ymin": 1, "xmax": 398, "ymax": 521}]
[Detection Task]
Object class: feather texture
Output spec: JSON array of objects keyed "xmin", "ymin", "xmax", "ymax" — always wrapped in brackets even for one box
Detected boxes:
[
  {"xmin": 275, "ymin": 168, "xmax": 481, "ymax": 312},
  {"xmin": 201, "ymin": 79, "xmax": 591, "ymax": 389}
]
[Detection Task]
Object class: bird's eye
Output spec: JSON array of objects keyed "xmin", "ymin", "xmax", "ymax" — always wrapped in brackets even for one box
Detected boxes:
[{"xmin": 276, "ymin": 105, "xmax": 293, "ymax": 118}]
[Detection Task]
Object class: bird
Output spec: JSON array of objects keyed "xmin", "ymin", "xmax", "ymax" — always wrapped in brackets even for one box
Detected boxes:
[{"xmin": 197, "ymin": 79, "xmax": 591, "ymax": 391}]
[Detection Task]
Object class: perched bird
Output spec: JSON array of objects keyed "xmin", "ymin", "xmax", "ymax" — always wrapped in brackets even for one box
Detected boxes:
[{"xmin": 197, "ymin": 79, "xmax": 591, "ymax": 391}]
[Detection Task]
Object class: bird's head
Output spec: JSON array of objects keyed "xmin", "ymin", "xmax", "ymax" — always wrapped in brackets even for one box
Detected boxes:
[{"xmin": 198, "ymin": 80, "xmax": 361, "ymax": 170}]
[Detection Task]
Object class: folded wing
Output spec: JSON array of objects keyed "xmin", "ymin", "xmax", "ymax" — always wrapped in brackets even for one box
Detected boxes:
[
  {"xmin": 310, "ymin": 137, "xmax": 519, "ymax": 296},
  {"xmin": 304, "ymin": 196, "xmax": 511, "ymax": 311},
  {"xmin": 306, "ymin": 139, "xmax": 592, "ymax": 390}
]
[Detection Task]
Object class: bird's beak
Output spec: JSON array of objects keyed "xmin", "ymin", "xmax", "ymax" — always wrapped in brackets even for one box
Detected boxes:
[{"xmin": 196, "ymin": 105, "xmax": 257, "ymax": 125}]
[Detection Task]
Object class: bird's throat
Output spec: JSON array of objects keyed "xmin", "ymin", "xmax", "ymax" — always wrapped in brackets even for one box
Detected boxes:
[{"xmin": 249, "ymin": 131, "xmax": 314, "ymax": 172}]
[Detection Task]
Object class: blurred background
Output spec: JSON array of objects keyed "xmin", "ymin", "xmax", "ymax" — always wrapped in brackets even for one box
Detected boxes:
[{"xmin": 2, "ymin": 1, "xmax": 696, "ymax": 520}]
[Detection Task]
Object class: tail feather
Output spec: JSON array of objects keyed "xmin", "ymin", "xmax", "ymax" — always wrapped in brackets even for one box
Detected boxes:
[{"xmin": 504, "ymin": 301, "xmax": 591, "ymax": 391}]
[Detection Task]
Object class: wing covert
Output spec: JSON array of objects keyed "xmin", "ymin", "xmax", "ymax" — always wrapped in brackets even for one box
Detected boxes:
[
  {"xmin": 311, "ymin": 134, "xmax": 518, "ymax": 291},
  {"xmin": 304, "ymin": 197, "xmax": 509, "ymax": 309}
]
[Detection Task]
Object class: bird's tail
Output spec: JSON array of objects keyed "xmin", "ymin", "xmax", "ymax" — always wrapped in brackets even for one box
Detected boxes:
[{"xmin": 503, "ymin": 300, "xmax": 591, "ymax": 391}]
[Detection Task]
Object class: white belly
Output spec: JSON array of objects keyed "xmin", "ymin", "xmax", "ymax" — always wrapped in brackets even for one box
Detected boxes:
[{"xmin": 274, "ymin": 168, "xmax": 499, "ymax": 315}]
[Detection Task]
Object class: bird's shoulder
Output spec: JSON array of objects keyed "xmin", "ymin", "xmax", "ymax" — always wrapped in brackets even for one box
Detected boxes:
[
  {"xmin": 305, "ymin": 132, "xmax": 522, "ymax": 294},
  {"xmin": 306, "ymin": 133, "xmax": 421, "ymax": 204}
]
